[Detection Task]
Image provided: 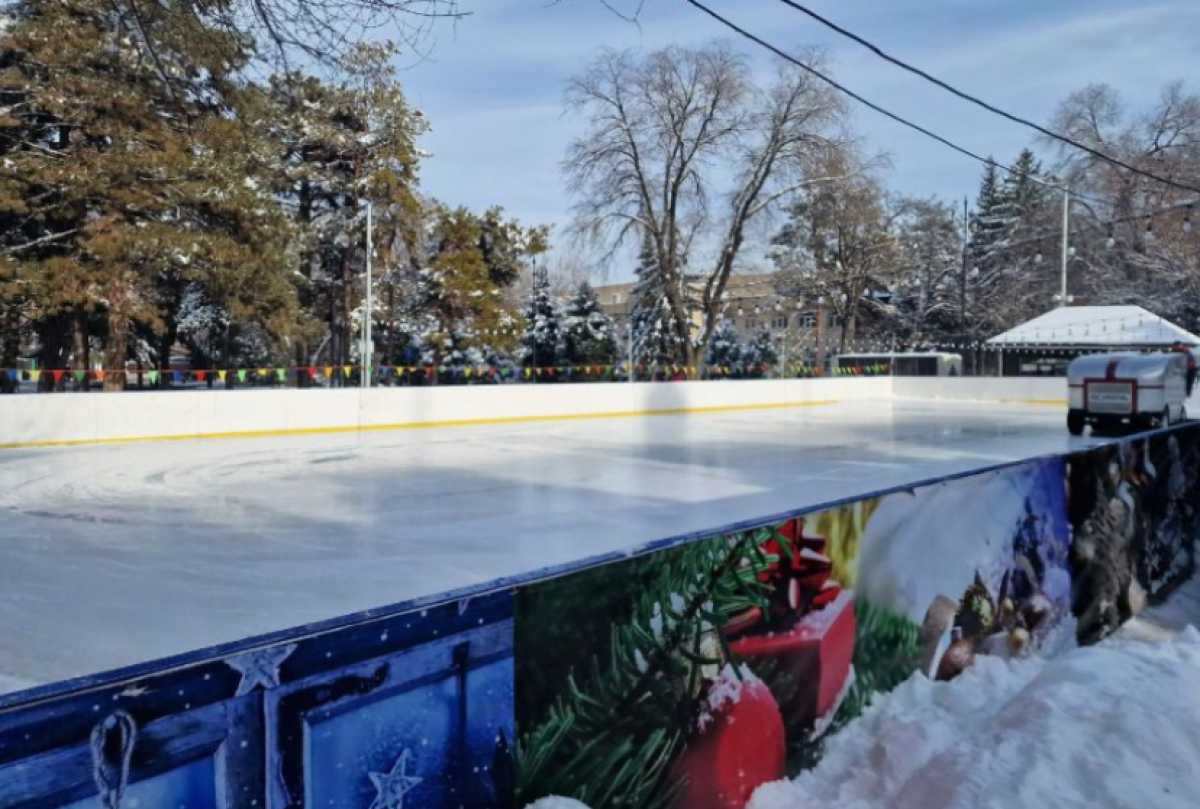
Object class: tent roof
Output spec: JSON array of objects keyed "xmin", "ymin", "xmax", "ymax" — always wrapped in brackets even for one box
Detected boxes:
[{"xmin": 986, "ymin": 305, "xmax": 1200, "ymax": 347}]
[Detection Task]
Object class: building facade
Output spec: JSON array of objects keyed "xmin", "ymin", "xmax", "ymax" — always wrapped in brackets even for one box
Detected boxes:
[{"xmin": 593, "ymin": 273, "xmax": 843, "ymax": 368}]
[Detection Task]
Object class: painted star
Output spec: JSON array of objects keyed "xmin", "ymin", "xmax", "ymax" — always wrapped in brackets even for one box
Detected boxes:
[
  {"xmin": 367, "ymin": 749, "xmax": 423, "ymax": 809},
  {"xmin": 225, "ymin": 643, "xmax": 297, "ymax": 696}
]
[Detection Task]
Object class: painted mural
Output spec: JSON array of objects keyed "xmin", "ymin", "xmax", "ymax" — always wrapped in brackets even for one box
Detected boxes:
[
  {"xmin": 1067, "ymin": 424, "xmax": 1200, "ymax": 644},
  {"xmin": 0, "ymin": 592, "xmax": 514, "ymax": 809},
  {"xmin": 514, "ymin": 457, "xmax": 1072, "ymax": 809}
]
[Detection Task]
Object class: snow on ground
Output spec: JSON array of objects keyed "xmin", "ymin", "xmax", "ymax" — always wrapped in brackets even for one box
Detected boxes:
[{"xmin": 749, "ymin": 579, "xmax": 1200, "ymax": 809}]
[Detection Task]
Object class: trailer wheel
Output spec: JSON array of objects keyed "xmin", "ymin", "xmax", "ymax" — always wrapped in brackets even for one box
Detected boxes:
[{"xmin": 1067, "ymin": 410, "xmax": 1085, "ymax": 436}]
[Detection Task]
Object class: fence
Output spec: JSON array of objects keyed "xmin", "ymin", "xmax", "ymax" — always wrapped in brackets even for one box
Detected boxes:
[{"xmin": 0, "ymin": 361, "xmax": 894, "ymax": 393}]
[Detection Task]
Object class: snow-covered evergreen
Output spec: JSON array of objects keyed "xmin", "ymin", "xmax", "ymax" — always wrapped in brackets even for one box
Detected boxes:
[
  {"xmin": 630, "ymin": 231, "xmax": 691, "ymax": 367},
  {"xmin": 705, "ymin": 318, "xmax": 743, "ymax": 368},
  {"xmin": 742, "ymin": 328, "xmax": 779, "ymax": 374},
  {"xmin": 562, "ymin": 281, "xmax": 616, "ymax": 365},
  {"xmin": 520, "ymin": 267, "xmax": 564, "ymax": 369}
]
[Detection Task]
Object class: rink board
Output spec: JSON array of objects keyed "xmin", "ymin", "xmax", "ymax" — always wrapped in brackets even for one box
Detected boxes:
[{"xmin": 2, "ymin": 423, "xmax": 1197, "ymax": 809}]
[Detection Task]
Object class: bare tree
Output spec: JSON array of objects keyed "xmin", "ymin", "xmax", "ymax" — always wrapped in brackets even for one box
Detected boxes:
[
  {"xmin": 1045, "ymin": 82, "xmax": 1200, "ymax": 325},
  {"xmin": 563, "ymin": 42, "xmax": 849, "ymax": 366},
  {"xmin": 770, "ymin": 148, "xmax": 900, "ymax": 353}
]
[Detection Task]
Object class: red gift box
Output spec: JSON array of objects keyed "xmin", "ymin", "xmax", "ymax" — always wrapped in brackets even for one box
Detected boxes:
[{"xmin": 729, "ymin": 588, "xmax": 856, "ymax": 729}]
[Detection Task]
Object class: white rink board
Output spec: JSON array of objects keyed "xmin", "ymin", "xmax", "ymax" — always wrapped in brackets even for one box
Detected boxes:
[{"xmin": 0, "ymin": 378, "xmax": 889, "ymax": 446}]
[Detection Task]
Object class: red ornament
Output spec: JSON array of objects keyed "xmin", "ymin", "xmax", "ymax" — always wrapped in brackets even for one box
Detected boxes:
[{"xmin": 670, "ymin": 676, "xmax": 786, "ymax": 809}]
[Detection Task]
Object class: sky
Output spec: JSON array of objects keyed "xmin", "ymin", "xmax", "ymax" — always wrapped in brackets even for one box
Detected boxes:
[{"xmin": 398, "ymin": 0, "xmax": 1200, "ymax": 281}]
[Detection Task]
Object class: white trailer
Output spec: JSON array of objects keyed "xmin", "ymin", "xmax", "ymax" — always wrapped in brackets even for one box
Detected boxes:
[{"xmin": 1066, "ymin": 352, "xmax": 1189, "ymax": 435}]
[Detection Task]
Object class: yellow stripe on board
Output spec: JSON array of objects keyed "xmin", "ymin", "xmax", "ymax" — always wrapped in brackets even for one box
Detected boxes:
[{"xmin": 0, "ymin": 398, "xmax": 841, "ymax": 451}]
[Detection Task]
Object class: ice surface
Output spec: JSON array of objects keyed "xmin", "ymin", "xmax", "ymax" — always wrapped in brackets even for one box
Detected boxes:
[{"xmin": 0, "ymin": 398, "xmax": 1107, "ymax": 691}]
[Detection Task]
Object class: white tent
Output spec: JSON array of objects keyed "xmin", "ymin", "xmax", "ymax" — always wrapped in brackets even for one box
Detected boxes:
[{"xmin": 987, "ymin": 306, "xmax": 1200, "ymax": 348}]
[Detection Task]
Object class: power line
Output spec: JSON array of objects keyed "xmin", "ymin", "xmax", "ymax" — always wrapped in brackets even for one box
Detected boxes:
[
  {"xmin": 682, "ymin": 0, "xmax": 1072, "ymax": 198},
  {"xmin": 683, "ymin": 0, "xmax": 1181, "ymax": 209},
  {"xmin": 772, "ymin": 0, "xmax": 1200, "ymax": 196}
]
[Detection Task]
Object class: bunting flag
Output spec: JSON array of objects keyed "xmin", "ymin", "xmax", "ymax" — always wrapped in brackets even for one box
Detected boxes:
[
  {"xmin": 195, "ymin": 370, "xmax": 207, "ymax": 382},
  {"xmin": 146, "ymin": 370, "xmax": 159, "ymax": 385},
  {"xmin": 93, "ymin": 369, "xmax": 105, "ymax": 382},
  {"xmin": 275, "ymin": 368, "xmax": 287, "ymax": 382},
  {"xmin": 525, "ymin": 368, "xmax": 532, "ymax": 379},
  {"xmin": 307, "ymin": 366, "xmax": 317, "ymax": 380},
  {"xmin": 237, "ymin": 369, "xmax": 247, "ymax": 383},
  {"xmin": 5, "ymin": 369, "xmax": 15, "ymax": 382},
  {"xmin": 29, "ymin": 370, "xmax": 40, "ymax": 383},
  {"xmin": 342, "ymin": 365, "xmax": 353, "ymax": 379},
  {"xmin": 258, "ymin": 368, "xmax": 270, "ymax": 378},
  {"xmin": 52, "ymin": 369, "xmax": 64, "ymax": 383},
  {"xmin": 218, "ymin": 370, "xmax": 227, "ymax": 383},
  {"xmin": 324, "ymin": 366, "xmax": 333, "ymax": 379},
  {"xmin": 426, "ymin": 367, "xmax": 435, "ymax": 380},
  {"xmin": 174, "ymin": 370, "xmax": 185, "ymax": 384},
  {"xmin": 464, "ymin": 367, "xmax": 473, "ymax": 379}
]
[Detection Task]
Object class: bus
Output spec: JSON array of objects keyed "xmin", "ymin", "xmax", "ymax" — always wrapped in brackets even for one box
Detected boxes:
[{"xmin": 834, "ymin": 352, "xmax": 963, "ymax": 377}]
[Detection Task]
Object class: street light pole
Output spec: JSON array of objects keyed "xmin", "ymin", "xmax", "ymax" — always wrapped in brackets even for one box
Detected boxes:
[
  {"xmin": 1059, "ymin": 189, "xmax": 1070, "ymax": 308},
  {"xmin": 361, "ymin": 201, "xmax": 373, "ymax": 388}
]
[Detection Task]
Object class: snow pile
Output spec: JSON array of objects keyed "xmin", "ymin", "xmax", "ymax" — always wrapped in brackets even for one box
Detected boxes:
[
  {"xmin": 749, "ymin": 625, "xmax": 1200, "ymax": 809},
  {"xmin": 523, "ymin": 798, "xmax": 592, "ymax": 809}
]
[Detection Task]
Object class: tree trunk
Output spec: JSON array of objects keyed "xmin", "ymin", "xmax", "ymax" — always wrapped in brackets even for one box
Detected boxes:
[
  {"xmin": 103, "ymin": 311, "xmax": 128, "ymax": 392},
  {"xmin": 36, "ymin": 315, "xmax": 69, "ymax": 391},
  {"xmin": 72, "ymin": 310, "xmax": 89, "ymax": 391},
  {"xmin": 0, "ymin": 302, "xmax": 18, "ymax": 393}
]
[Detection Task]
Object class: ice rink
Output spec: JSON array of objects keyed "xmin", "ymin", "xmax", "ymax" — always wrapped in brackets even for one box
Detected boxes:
[{"xmin": 0, "ymin": 396, "xmax": 1118, "ymax": 692}]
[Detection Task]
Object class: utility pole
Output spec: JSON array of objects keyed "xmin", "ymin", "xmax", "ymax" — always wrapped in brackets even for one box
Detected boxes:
[
  {"xmin": 361, "ymin": 201, "xmax": 373, "ymax": 388},
  {"xmin": 1058, "ymin": 188, "xmax": 1070, "ymax": 307}
]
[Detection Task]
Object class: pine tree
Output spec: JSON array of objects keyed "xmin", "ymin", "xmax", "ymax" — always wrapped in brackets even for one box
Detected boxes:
[
  {"xmin": 520, "ymin": 266, "xmax": 563, "ymax": 371},
  {"xmin": 263, "ymin": 43, "xmax": 426, "ymax": 374},
  {"xmin": 742, "ymin": 328, "xmax": 779, "ymax": 376},
  {"xmin": 631, "ymin": 230, "xmax": 690, "ymax": 367},
  {"xmin": 562, "ymin": 281, "xmax": 616, "ymax": 366},
  {"xmin": 0, "ymin": 0, "xmax": 297, "ymax": 388},
  {"xmin": 705, "ymin": 318, "xmax": 742, "ymax": 369},
  {"xmin": 389, "ymin": 204, "xmax": 535, "ymax": 368}
]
